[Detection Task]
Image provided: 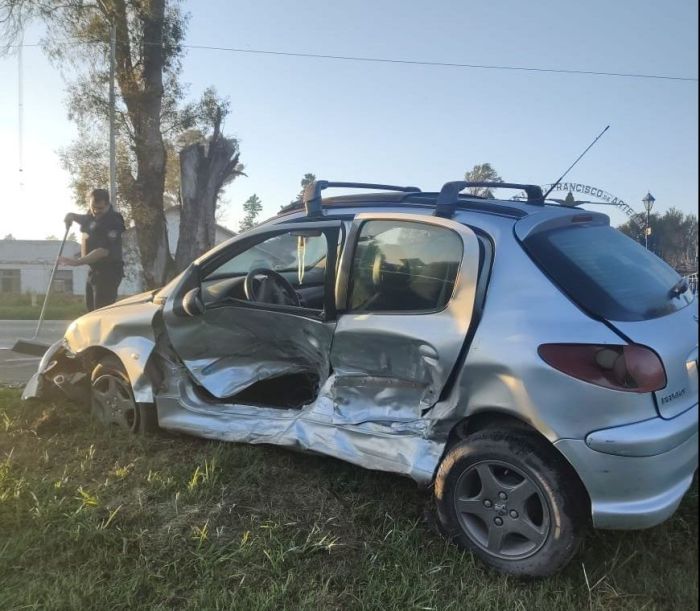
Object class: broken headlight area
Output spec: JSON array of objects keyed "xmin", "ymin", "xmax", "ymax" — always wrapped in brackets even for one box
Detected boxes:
[{"xmin": 22, "ymin": 339, "xmax": 90, "ymax": 404}]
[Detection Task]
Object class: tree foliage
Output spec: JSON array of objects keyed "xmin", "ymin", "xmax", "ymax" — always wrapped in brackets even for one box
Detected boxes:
[
  {"xmin": 1, "ymin": 0, "xmax": 238, "ymax": 290},
  {"xmin": 283, "ymin": 173, "xmax": 316, "ymax": 209},
  {"xmin": 240, "ymin": 194, "xmax": 263, "ymax": 232},
  {"xmin": 618, "ymin": 207, "xmax": 698, "ymax": 273},
  {"xmin": 464, "ymin": 163, "xmax": 502, "ymax": 198},
  {"xmin": 1, "ymin": 0, "xmax": 184, "ymax": 288},
  {"xmin": 0, "ymin": 0, "xmax": 237, "ymax": 288}
]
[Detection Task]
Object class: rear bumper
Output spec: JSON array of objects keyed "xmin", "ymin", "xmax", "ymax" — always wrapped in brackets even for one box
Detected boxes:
[{"xmin": 555, "ymin": 404, "xmax": 698, "ymax": 529}]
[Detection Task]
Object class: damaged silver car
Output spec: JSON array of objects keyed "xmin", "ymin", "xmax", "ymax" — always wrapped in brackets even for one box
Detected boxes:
[{"xmin": 24, "ymin": 179, "xmax": 699, "ymax": 577}]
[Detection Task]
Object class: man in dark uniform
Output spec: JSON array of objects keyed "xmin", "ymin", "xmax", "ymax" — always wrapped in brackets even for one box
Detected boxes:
[{"xmin": 59, "ymin": 188, "xmax": 126, "ymax": 311}]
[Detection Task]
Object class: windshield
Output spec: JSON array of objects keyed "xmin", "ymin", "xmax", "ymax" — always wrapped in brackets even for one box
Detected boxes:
[
  {"xmin": 205, "ymin": 232, "xmax": 327, "ymax": 279},
  {"xmin": 524, "ymin": 224, "xmax": 693, "ymax": 322}
]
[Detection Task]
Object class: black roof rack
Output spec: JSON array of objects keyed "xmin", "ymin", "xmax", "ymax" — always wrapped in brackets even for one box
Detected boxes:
[
  {"xmin": 302, "ymin": 181, "xmax": 421, "ymax": 216},
  {"xmin": 435, "ymin": 181, "xmax": 544, "ymax": 218}
]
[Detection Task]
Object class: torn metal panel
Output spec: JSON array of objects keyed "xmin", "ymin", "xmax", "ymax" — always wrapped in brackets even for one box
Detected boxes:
[
  {"xmin": 329, "ymin": 327, "xmax": 448, "ymax": 417},
  {"xmin": 21, "ymin": 338, "xmax": 90, "ymax": 402},
  {"xmin": 155, "ymin": 364, "xmax": 445, "ymax": 484},
  {"xmin": 321, "ymin": 374, "xmax": 429, "ymax": 429},
  {"xmin": 21, "ymin": 339, "xmax": 67, "ymax": 400},
  {"xmin": 63, "ymin": 300, "xmax": 161, "ymax": 402},
  {"xmin": 164, "ymin": 305, "xmax": 334, "ymax": 399},
  {"xmin": 22, "ymin": 296, "xmax": 161, "ymax": 403}
]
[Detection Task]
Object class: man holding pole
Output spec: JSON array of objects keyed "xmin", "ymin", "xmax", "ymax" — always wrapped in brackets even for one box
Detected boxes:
[{"xmin": 59, "ymin": 188, "xmax": 125, "ymax": 311}]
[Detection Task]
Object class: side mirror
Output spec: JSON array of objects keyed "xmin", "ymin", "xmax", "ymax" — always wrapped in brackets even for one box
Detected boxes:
[{"xmin": 182, "ymin": 287, "xmax": 205, "ymax": 317}]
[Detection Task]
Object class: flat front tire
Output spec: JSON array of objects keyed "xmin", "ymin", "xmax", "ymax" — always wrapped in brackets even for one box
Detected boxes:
[{"xmin": 434, "ymin": 429, "xmax": 586, "ymax": 577}]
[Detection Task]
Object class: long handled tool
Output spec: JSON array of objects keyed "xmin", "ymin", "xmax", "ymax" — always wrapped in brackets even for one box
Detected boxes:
[{"xmin": 11, "ymin": 225, "xmax": 71, "ymax": 356}]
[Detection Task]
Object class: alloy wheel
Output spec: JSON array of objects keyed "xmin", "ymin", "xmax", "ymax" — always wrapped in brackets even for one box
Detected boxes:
[
  {"xmin": 453, "ymin": 459, "xmax": 551, "ymax": 560},
  {"xmin": 91, "ymin": 373, "xmax": 138, "ymax": 432}
]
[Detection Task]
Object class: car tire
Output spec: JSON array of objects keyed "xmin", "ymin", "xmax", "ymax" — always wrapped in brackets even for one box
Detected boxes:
[
  {"xmin": 90, "ymin": 355, "xmax": 158, "ymax": 435},
  {"xmin": 434, "ymin": 429, "xmax": 586, "ymax": 577}
]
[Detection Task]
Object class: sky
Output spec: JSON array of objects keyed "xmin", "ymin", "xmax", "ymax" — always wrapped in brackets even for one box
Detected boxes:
[{"xmin": 0, "ymin": 0, "xmax": 697, "ymax": 239}]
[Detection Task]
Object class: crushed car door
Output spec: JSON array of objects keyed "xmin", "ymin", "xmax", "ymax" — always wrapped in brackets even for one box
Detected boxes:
[
  {"xmin": 162, "ymin": 221, "xmax": 342, "ymax": 401},
  {"xmin": 328, "ymin": 212, "xmax": 481, "ymax": 424}
]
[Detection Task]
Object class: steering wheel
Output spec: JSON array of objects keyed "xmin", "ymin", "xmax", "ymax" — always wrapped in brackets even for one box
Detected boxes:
[{"xmin": 244, "ymin": 268, "xmax": 301, "ymax": 306}]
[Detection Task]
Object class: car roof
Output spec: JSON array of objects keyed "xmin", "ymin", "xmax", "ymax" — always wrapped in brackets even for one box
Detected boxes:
[{"xmin": 274, "ymin": 190, "xmax": 577, "ymax": 223}]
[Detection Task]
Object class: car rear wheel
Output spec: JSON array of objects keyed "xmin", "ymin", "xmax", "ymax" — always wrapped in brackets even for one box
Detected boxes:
[
  {"xmin": 434, "ymin": 429, "xmax": 585, "ymax": 577},
  {"xmin": 90, "ymin": 355, "xmax": 158, "ymax": 434}
]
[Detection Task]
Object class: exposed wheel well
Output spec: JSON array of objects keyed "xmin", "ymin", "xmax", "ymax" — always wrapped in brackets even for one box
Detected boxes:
[
  {"xmin": 441, "ymin": 411, "xmax": 592, "ymax": 522},
  {"xmin": 80, "ymin": 346, "xmax": 122, "ymax": 373},
  {"xmin": 78, "ymin": 346, "xmax": 163, "ymax": 400},
  {"xmin": 447, "ymin": 411, "xmax": 535, "ymax": 446}
]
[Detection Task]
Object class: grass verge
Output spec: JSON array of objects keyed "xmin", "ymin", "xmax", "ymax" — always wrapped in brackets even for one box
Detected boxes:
[
  {"xmin": 0, "ymin": 293, "xmax": 85, "ymax": 320},
  {"xmin": 0, "ymin": 387, "xmax": 697, "ymax": 610}
]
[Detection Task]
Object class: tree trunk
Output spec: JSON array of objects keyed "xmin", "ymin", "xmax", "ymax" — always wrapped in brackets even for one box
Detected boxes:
[
  {"xmin": 176, "ymin": 142, "xmax": 216, "ymax": 272},
  {"xmin": 175, "ymin": 113, "xmax": 241, "ymax": 273},
  {"xmin": 114, "ymin": 0, "xmax": 173, "ymax": 289}
]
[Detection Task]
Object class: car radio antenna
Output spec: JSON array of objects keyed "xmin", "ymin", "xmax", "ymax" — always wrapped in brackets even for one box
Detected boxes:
[{"xmin": 543, "ymin": 125, "xmax": 610, "ymax": 200}]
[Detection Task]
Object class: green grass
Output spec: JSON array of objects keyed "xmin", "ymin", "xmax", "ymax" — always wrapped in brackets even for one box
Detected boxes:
[
  {"xmin": 0, "ymin": 387, "xmax": 697, "ymax": 610},
  {"xmin": 0, "ymin": 293, "xmax": 85, "ymax": 320}
]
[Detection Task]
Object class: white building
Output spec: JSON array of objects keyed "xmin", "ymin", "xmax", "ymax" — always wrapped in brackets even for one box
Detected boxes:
[
  {"xmin": 0, "ymin": 208, "xmax": 235, "ymax": 297},
  {"xmin": 120, "ymin": 206, "xmax": 236, "ymax": 294},
  {"xmin": 0, "ymin": 239, "xmax": 88, "ymax": 296}
]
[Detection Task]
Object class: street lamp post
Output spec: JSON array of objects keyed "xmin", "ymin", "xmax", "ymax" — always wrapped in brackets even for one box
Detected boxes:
[{"xmin": 642, "ymin": 192, "xmax": 655, "ymax": 250}]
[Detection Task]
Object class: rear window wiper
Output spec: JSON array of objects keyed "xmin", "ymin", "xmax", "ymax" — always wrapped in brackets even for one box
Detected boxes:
[{"xmin": 668, "ymin": 278, "xmax": 688, "ymax": 298}]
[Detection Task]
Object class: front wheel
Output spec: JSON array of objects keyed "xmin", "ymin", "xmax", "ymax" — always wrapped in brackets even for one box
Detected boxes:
[
  {"xmin": 434, "ymin": 430, "xmax": 586, "ymax": 577},
  {"xmin": 90, "ymin": 355, "xmax": 158, "ymax": 435}
]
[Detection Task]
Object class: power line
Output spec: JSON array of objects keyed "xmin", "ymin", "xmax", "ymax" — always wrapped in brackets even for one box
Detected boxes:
[
  {"xmin": 182, "ymin": 44, "xmax": 699, "ymax": 82},
  {"xmin": 9, "ymin": 40, "xmax": 698, "ymax": 82}
]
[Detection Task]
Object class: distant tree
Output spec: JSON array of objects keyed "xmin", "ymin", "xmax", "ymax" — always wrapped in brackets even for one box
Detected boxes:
[
  {"xmin": 282, "ymin": 173, "xmax": 317, "ymax": 210},
  {"xmin": 46, "ymin": 231, "xmax": 77, "ymax": 241},
  {"xmin": 240, "ymin": 194, "xmax": 263, "ymax": 232},
  {"xmin": 3, "ymin": 233, "xmax": 15, "ymax": 240},
  {"xmin": 618, "ymin": 207, "xmax": 698, "ymax": 273},
  {"xmin": 296, "ymin": 173, "xmax": 317, "ymax": 202},
  {"xmin": 464, "ymin": 163, "xmax": 502, "ymax": 198}
]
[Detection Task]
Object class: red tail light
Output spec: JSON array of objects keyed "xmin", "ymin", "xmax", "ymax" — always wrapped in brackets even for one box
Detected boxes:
[{"xmin": 537, "ymin": 344, "xmax": 667, "ymax": 393}]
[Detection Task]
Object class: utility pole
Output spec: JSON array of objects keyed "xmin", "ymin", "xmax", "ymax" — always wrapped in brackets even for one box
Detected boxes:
[
  {"xmin": 642, "ymin": 192, "xmax": 655, "ymax": 250},
  {"xmin": 109, "ymin": 22, "xmax": 117, "ymax": 209},
  {"xmin": 18, "ymin": 30, "xmax": 24, "ymax": 192}
]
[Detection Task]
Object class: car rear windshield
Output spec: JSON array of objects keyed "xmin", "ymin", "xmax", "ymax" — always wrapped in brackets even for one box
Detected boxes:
[{"xmin": 523, "ymin": 224, "xmax": 692, "ymax": 322}]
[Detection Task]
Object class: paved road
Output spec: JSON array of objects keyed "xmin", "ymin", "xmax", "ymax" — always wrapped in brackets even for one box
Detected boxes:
[
  {"xmin": 0, "ymin": 320, "xmax": 71, "ymax": 349},
  {"xmin": 0, "ymin": 320, "xmax": 71, "ymax": 386}
]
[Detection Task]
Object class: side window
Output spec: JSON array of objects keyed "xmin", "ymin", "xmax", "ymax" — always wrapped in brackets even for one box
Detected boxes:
[
  {"xmin": 348, "ymin": 220, "xmax": 463, "ymax": 313},
  {"xmin": 208, "ymin": 232, "xmax": 327, "ymax": 277},
  {"xmin": 200, "ymin": 230, "xmax": 329, "ymax": 309}
]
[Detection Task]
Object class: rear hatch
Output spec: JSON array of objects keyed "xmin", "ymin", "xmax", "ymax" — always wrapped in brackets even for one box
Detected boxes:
[{"xmin": 518, "ymin": 214, "xmax": 698, "ymax": 419}]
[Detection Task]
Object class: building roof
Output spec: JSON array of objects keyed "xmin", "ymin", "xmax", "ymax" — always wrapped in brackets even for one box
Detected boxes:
[{"xmin": 0, "ymin": 240, "xmax": 81, "ymax": 265}]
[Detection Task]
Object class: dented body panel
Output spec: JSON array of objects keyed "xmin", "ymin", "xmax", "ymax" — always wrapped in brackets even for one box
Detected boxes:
[
  {"xmin": 23, "ymin": 291, "xmax": 161, "ymax": 403},
  {"xmin": 23, "ymin": 196, "xmax": 698, "ymax": 530},
  {"xmin": 164, "ymin": 305, "xmax": 334, "ymax": 399},
  {"xmin": 155, "ymin": 361, "xmax": 444, "ymax": 483}
]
